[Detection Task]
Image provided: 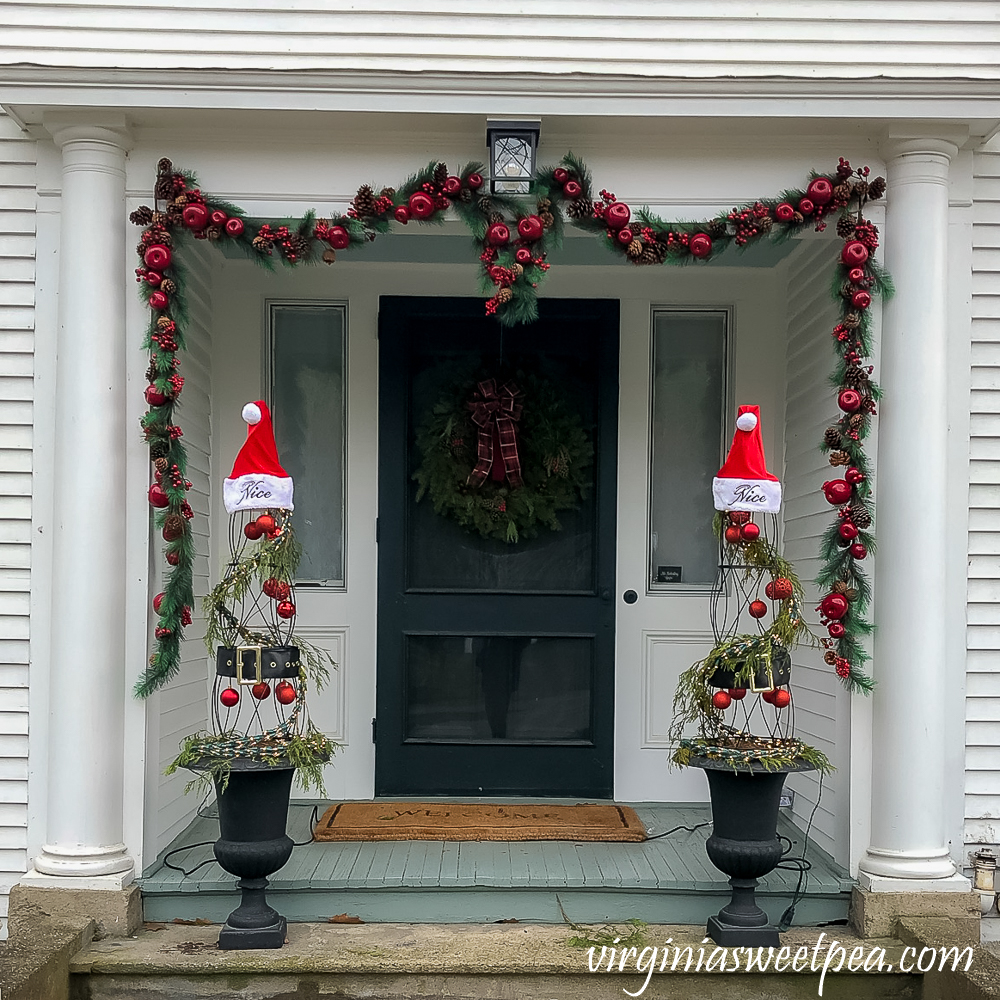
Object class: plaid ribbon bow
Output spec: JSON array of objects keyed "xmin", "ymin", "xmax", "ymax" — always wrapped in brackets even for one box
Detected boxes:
[{"xmin": 466, "ymin": 379, "xmax": 523, "ymax": 488}]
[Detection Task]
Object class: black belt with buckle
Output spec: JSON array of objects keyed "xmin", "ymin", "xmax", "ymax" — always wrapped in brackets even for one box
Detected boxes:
[{"xmin": 216, "ymin": 645, "xmax": 301, "ymax": 685}]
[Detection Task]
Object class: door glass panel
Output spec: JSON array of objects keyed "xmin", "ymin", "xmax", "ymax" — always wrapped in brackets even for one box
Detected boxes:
[
  {"xmin": 405, "ymin": 635, "xmax": 593, "ymax": 743},
  {"xmin": 269, "ymin": 303, "xmax": 346, "ymax": 586},
  {"xmin": 649, "ymin": 310, "xmax": 727, "ymax": 588},
  {"xmin": 405, "ymin": 325, "xmax": 598, "ymax": 593}
]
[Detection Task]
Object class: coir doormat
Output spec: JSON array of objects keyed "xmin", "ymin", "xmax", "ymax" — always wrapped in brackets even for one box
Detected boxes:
[{"xmin": 313, "ymin": 802, "xmax": 647, "ymax": 842}]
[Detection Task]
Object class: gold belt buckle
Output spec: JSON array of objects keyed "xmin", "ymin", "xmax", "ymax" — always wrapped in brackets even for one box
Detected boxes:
[
  {"xmin": 748, "ymin": 648, "xmax": 774, "ymax": 693},
  {"xmin": 236, "ymin": 645, "xmax": 263, "ymax": 685}
]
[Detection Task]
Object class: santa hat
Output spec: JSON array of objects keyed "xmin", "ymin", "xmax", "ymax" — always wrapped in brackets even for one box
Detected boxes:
[
  {"xmin": 223, "ymin": 401, "xmax": 294, "ymax": 514},
  {"xmin": 712, "ymin": 405, "xmax": 781, "ymax": 513}
]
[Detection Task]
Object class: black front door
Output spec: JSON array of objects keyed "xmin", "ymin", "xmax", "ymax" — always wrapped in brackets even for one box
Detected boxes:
[{"xmin": 376, "ymin": 297, "xmax": 619, "ymax": 797}]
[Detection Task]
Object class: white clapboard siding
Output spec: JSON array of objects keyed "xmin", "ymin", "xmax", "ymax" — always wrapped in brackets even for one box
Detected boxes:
[
  {"xmin": 0, "ymin": 108, "xmax": 32, "ymax": 933},
  {"xmin": 0, "ymin": 2, "xmax": 998, "ymax": 78},
  {"xmin": 781, "ymin": 241, "xmax": 852, "ymax": 865},
  {"xmin": 154, "ymin": 245, "xmax": 212, "ymax": 854},
  {"xmin": 967, "ymin": 137, "xmax": 1000, "ymax": 846}
]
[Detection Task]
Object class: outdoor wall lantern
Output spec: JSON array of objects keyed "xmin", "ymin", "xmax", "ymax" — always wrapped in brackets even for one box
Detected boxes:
[{"xmin": 486, "ymin": 119, "xmax": 541, "ymax": 195}]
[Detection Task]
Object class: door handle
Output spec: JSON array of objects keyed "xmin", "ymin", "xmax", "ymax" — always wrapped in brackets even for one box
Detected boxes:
[{"xmin": 623, "ymin": 590, "xmax": 638, "ymax": 605}]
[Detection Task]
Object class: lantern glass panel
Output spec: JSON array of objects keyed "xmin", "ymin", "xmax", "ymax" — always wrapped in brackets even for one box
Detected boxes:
[{"xmin": 491, "ymin": 135, "xmax": 534, "ymax": 194}]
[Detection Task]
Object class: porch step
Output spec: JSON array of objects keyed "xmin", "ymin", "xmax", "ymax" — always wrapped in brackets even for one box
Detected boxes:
[
  {"xmin": 138, "ymin": 803, "xmax": 853, "ymax": 927},
  {"xmin": 69, "ymin": 922, "xmax": 921, "ymax": 1000}
]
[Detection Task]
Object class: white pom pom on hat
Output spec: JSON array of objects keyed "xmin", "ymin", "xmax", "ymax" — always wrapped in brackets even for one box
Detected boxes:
[
  {"xmin": 736, "ymin": 411, "xmax": 758, "ymax": 432},
  {"xmin": 242, "ymin": 402, "xmax": 262, "ymax": 425}
]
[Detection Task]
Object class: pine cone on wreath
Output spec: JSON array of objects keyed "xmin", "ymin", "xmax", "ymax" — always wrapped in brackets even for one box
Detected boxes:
[
  {"xmin": 853, "ymin": 180, "xmax": 869, "ymax": 199},
  {"xmin": 824, "ymin": 427, "xmax": 843, "ymax": 448},
  {"xmin": 867, "ymin": 177, "xmax": 886, "ymax": 200},
  {"xmin": 172, "ymin": 193, "xmax": 189, "ymax": 207},
  {"xmin": 130, "ymin": 206, "xmax": 154, "ymax": 227},
  {"xmin": 833, "ymin": 183, "xmax": 852, "ymax": 204},
  {"xmin": 433, "ymin": 162, "xmax": 448, "ymax": 188},
  {"xmin": 477, "ymin": 196, "xmax": 494, "ymax": 214},
  {"xmin": 154, "ymin": 176, "xmax": 175, "ymax": 202},
  {"xmin": 151, "ymin": 211, "xmax": 170, "ymax": 228},
  {"xmin": 380, "ymin": 187, "xmax": 396, "ymax": 199},
  {"xmin": 460, "ymin": 188, "xmax": 473, "ymax": 203},
  {"xmin": 836, "ymin": 216, "xmax": 857, "ymax": 240},
  {"xmin": 850, "ymin": 505, "xmax": 872, "ymax": 529},
  {"xmin": 540, "ymin": 211, "xmax": 555, "ymax": 229},
  {"xmin": 156, "ymin": 157, "xmax": 173, "ymax": 176}
]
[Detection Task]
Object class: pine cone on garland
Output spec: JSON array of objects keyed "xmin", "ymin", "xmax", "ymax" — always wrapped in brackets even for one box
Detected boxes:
[
  {"xmin": 626, "ymin": 239, "xmax": 644, "ymax": 259},
  {"xmin": 353, "ymin": 185, "xmax": 378, "ymax": 218},
  {"xmin": 836, "ymin": 216, "xmax": 857, "ymax": 239},
  {"xmin": 844, "ymin": 365, "xmax": 870, "ymax": 389},
  {"xmin": 460, "ymin": 188, "xmax": 473, "ymax": 203},
  {"xmin": 867, "ymin": 177, "xmax": 886, "ymax": 200},
  {"xmin": 489, "ymin": 212, "xmax": 505, "ymax": 226},
  {"xmin": 853, "ymin": 180, "xmax": 869, "ymax": 199},
  {"xmin": 156, "ymin": 157, "xmax": 173, "ymax": 176},
  {"xmin": 832, "ymin": 581, "xmax": 857, "ymax": 599},
  {"xmin": 824, "ymin": 650, "xmax": 838, "ymax": 666},
  {"xmin": 850, "ymin": 505, "xmax": 872, "ymax": 529},
  {"xmin": 566, "ymin": 198, "xmax": 592, "ymax": 221},
  {"xmin": 130, "ymin": 206, "xmax": 154, "ymax": 227},
  {"xmin": 285, "ymin": 233, "xmax": 312, "ymax": 262},
  {"xmin": 848, "ymin": 413, "xmax": 865, "ymax": 431},
  {"xmin": 828, "ymin": 450, "xmax": 851, "ymax": 466},
  {"xmin": 833, "ymin": 183, "xmax": 852, "ymax": 204},
  {"xmin": 205, "ymin": 225, "xmax": 222, "ymax": 241},
  {"xmin": 156, "ymin": 316, "xmax": 174, "ymax": 331},
  {"xmin": 172, "ymin": 193, "xmax": 189, "ymax": 207},
  {"xmin": 707, "ymin": 219, "xmax": 728, "ymax": 238},
  {"xmin": 758, "ymin": 216, "xmax": 773, "ymax": 234},
  {"xmin": 154, "ymin": 176, "xmax": 175, "ymax": 202},
  {"xmin": 151, "ymin": 211, "xmax": 171, "ymax": 228},
  {"xmin": 252, "ymin": 236, "xmax": 273, "ymax": 254},
  {"xmin": 433, "ymin": 162, "xmax": 448, "ymax": 188},
  {"xmin": 163, "ymin": 513, "xmax": 185, "ymax": 541},
  {"xmin": 154, "ymin": 457, "xmax": 169, "ymax": 474},
  {"xmin": 497, "ymin": 287, "xmax": 513, "ymax": 304},
  {"xmin": 639, "ymin": 241, "xmax": 668, "ymax": 265},
  {"xmin": 380, "ymin": 187, "xmax": 395, "ymax": 199},
  {"xmin": 824, "ymin": 427, "xmax": 843, "ymax": 448},
  {"xmin": 477, "ymin": 196, "xmax": 494, "ymax": 215},
  {"xmin": 840, "ymin": 281, "xmax": 857, "ymax": 300},
  {"xmin": 843, "ymin": 312, "xmax": 861, "ymax": 329},
  {"xmin": 149, "ymin": 440, "xmax": 169, "ymax": 460},
  {"xmin": 160, "ymin": 278, "xmax": 177, "ymax": 295}
]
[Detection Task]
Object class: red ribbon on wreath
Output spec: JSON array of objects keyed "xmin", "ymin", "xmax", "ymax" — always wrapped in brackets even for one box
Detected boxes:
[{"xmin": 466, "ymin": 379, "xmax": 523, "ymax": 488}]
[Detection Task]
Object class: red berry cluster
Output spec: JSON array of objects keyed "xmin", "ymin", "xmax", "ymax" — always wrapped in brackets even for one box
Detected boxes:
[{"xmin": 727, "ymin": 202, "xmax": 772, "ymax": 246}]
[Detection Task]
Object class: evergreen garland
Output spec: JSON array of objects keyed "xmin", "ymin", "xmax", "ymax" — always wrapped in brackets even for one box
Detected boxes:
[
  {"xmin": 412, "ymin": 367, "xmax": 593, "ymax": 544},
  {"xmin": 133, "ymin": 154, "xmax": 888, "ymax": 698}
]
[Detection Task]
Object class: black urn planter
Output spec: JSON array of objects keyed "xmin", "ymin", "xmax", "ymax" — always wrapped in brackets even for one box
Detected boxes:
[
  {"xmin": 211, "ymin": 760, "xmax": 295, "ymax": 950},
  {"xmin": 691, "ymin": 757, "xmax": 813, "ymax": 947}
]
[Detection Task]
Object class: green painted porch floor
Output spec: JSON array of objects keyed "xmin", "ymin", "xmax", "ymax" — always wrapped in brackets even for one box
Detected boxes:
[{"xmin": 139, "ymin": 802, "xmax": 853, "ymax": 926}]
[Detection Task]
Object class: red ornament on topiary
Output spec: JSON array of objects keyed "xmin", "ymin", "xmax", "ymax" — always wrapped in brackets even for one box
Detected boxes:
[
  {"xmin": 605, "ymin": 202, "xmax": 631, "ymax": 230},
  {"xmin": 775, "ymin": 202, "xmax": 795, "ymax": 222},
  {"xmin": 852, "ymin": 290, "xmax": 872, "ymax": 309},
  {"xmin": 327, "ymin": 226, "xmax": 350, "ymax": 250},
  {"xmin": 148, "ymin": 290, "xmax": 169, "ymax": 311},
  {"xmin": 275, "ymin": 681, "xmax": 296, "ymax": 705},
  {"xmin": 487, "ymin": 222, "xmax": 510, "ymax": 246},
  {"xmin": 838, "ymin": 389, "xmax": 862, "ymax": 413},
  {"xmin": 144, "ymin": 245, "xmax": 172, "ymax": 271},
  {"xmin": 563, "ymin": 180, "xmax": 582, "ymax": 199},
  {"xmin": 772, "ymin": 689, "xmax": 791, "ymax": 709},
  {"xmin": 724, "ymin": 525, "xmax": 742, "ymax": 544},
  {"xmin": 761, "ymin": 689, "xmax": 776, "ymax": 704},
  {"xmin": 517, "ymin": 216, "xmax": 544, "ymax": 242},
  {"xmin": 182, "ymin": 203, "xmax": 209, "ymax": 230},
  {"xmin": 689, "ymin": 233, "xmax": 713, "ymax": 259},
  {"xmin": 806, "ymin": 177, "xmax": 834, "ymax": 206},
  {"xmin": 741, "ymin": 521, "xmax": 760, "ymax": 541},
  {"xmin": 244, "ymin": 520, "xmax": 263, "ymax": 540},
  {"xmin": 251, "ymin": 681, "xmax": 271, "ymax": 701},
  {"xmin": 728, "ymin": 688, "xmax": 747, "ymax": 700},
  {"xmin": 841, "ymin": 241, "xmax": 869, "ymax": 267},
  {"xmin": 262, "ymin": 577, "xmax": 282, "ymax": 599},
  {"xmin": 394, "ymin": 205, "xmax": 410, "ymax": 224},
  {"xmin": 822, "ymin": 479, "xmax": 853, "ymax": 505},
  {"xmin": 225, "ymin": 217, "xmax": 245, "ymax": 237},
  {"xmin": 712, "ymin": 690, "xmax": 732, "ymax": 710},
  {"xmin": 443, "ymin": 176, "xmax": 462, "ymax": 196},
  {"xmin": 276, "ymin": 600, "xmax": 296, "ymax": 620},
  {"xmin": 772, "ymin": 577, "xmax": 793, "ymax": 600},
  {"xmin": 819, "ymin": 592, "xmax": 849, "ymax": 620},
  {"xmin": 145, "ymin": 384, "xmax": 168, "ymax": 406},
  {"xmin": 255, "ymin": 514, "xmax": 276, "ymax": 533},
  {"xmin": 220, "ymin": 687, "xmax": 239, "ymax": 708},
  {"xmin": 728, "ymin": 511, "xmax": 751, "ymax": 525},
  {"xmin": 408, "ymin": 191, "xmax": 435, "ymax": 220},
  {"xmin": 850, "ymin": 542, "xmax": 868, "ymax": 560},
  {"xmin": 148, "ymin": 483, "xmax": 170, "ymax": 508},
  {"xmin": 749, "ymin": 600, "xmax": 768, "ymax": 619}
]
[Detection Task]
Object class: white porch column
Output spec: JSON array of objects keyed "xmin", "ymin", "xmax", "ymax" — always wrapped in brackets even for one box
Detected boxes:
[
  {"xmin": 29, "ymin": 122, "xmax": 135, "ymax": 884},
  {"xmin": 858, "ymin": 138, "xmax": 967, "ymax": 890}
]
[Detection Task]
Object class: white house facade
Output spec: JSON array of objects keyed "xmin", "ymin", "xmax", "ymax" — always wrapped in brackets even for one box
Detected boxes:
[{"xmin": 0, "ymin": 0, "xmax": 998, "ymax": 933}]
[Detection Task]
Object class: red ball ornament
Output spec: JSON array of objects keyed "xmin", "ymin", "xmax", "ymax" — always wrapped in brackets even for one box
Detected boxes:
[
  {"xmin": 617, "ymin": 228, "xmax": 634, "ymax": 245},
  {"xmin": 819, "ymin": 592, "xmax": 849, "ymax": 620},
  {"xmin": 775, "ymin": 202, "xmax": 795, "ymax": 222},
  {"xmin": 772, "ymin": 577, "xmax": 794, "ymax": 600},
  {"xmin": 689, "ymin": 233, "xmax": 713, "ymax": 259},
  {"xmin": 761, "ymin": 689, "xmax": 776, "ymax": 704},
  {"xmin": 148, "ymin": 290, "xmax": 169, "ymax": 311},
  {"xmin": 850, "ymin": 542, "xmax": 868, "ymax": 560},
  {"xmin": 772, "ymin": 689, "xmax": 791, "ymax": 709},
  {"xmin": 764, "ymin": 581, "xmax": 776, "ymax": 600},
  {"xmin": 514, "ymin": 247, "xmax": 532, "ymax": 264},
  {"xmin": 517, "ymin": 215, "xmax": 544, "ymax": 242},
  {"xmin": 822, "ymin": 479, "xmax": 853, "ymax": 505},
  {"xmin": 251, "ymin": 681, "xmax": 271, "ymax": 701},
  {"xmin": 153, "ymin": 592, "xmax": 165, "ymax": 613},
  {"xmin": 487, "ymin": 222, "xmax": 510, "ymax": 246},
  {"xmin": 724, "ymin": 525, "xmax": 743, "ymax": 544},
  {"xmin": 749, "ymin": 600, "xmax": 768, "ymax": 619},
  {"xmin": 145, "ymin": 271, "xmax": 162, "ymax": 287},
  {"xmin": 154, "ymin": 625, "xmax": 171, "ymax": 639},
  {"xmin": 827, "ymin": 621, "xmax": 846, "ymax": 638},
  {"xmin": 408, "ymin": 191, "xmax": 436, "ymax": 220},
  {"xmin": 728, "ymin": 688, "xmax": 747, "ymax": 700},
  {"xmin": 394, "ymin": 205, "xmax": 410, "ymax": 224},
  {"xmin": 852, "ymin": 290, "xmax": 872, "ymax": 309},
  {"xmin": 848, "ymin": 267, "xmax": 866, "ymax": 284},
  {"xmin": 148, "ymin": 483, "xmax": 170, "ymax": 508},
  {"xmin": 145, "ymin": 384, "xmax": 168, "ymax": 406},
  {"xmin": 838, "ymin": 389, "xmax": 862, "ymax": 413},
  {"xmin": 182, "ymin": 203, "xmax": 209, "ymax": 230},
  {"xmin": 275, "ymin": 680, "xmax": 296, "ymax": 705},
  {"xmin": 798, "ymin": 198, "xmax": 815, "ymax": 216},
  {"xmin": 563, "ymin": 179, "xmax": 582, "ymax": 199},
  {"xmin": 844, "ymin": 466, "xmax": 865, "ymax": 485},
  {"xmin": 605, "ymin": 202, "xmax": 631, "ymax": 230},
  {"xmin": 838, "ymin": 521, "xmax": 859, "ymax": 541},
  {"xmin": 712, "ymin": 690, "xmax": 732, "ymax": 710},
  {"xmin": 143, "ymin": 244, "xmax": 172, "ymax": 271},
  {"xmin": 255, "ymin": 514, "xmax": 276, "ymax": 533},
  {"xmin": 552, "ymin": 167, "xmax": 569, "ymax": 184},
  {"xmin": 841, "ymin": 241, "xmax": 869, "ymax": 267},
  {"xmin": 163, "ymin": 518, "xmax": 184, "ymax": 542},
  {"xmin": 728, "ymin": 511, "xmax": 751, "ymax": 525},
  {"xmin": 276, "ymin": 600, "xmax": 296, "ymax": 620},
  {"xmin": 806, "ymin": 177, "xmax": 834, "ymax": 206},
  {"xmin": 443, "ymin": 176, "xmax": 462, "ymax": 196},
  {"xmin": 466, "ymin": 172, "xmax": 484, "ymax": 190},
  {"xmin": 244, "ymin": 520, "xmax": 263, "ymax": 540},
  {"xmin": 262, "ymin": 577, "xmax": 282, "ymax": 599},
  {"xmin": 740, "ymin": 522, "xmax": 760, "ymax": 541},
  {"xmin": 220, "ymin": 687, "xmax": 240, "ymax": 708},
  {"xmin": 225, "ymin": 217, "xmax": 245, "ymax": 237},
  {"xmin": 210, "ymin": 209, "xmax": 228, "ymax": 226},
  {"xmin": 166, "ymin": 550, "xmax": 180, "ymax": 566},
  {"xmin": 327, "ymin": 226, "xmax": 350, "ymax": 250}
]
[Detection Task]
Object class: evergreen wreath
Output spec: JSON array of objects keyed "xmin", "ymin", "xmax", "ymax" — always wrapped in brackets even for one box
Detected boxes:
[{"xmin": 412, "ymin": 366, "xmax": 593, "ymax": 544}]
